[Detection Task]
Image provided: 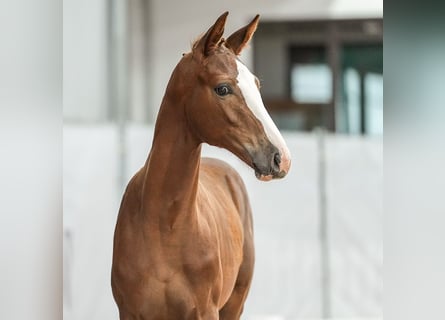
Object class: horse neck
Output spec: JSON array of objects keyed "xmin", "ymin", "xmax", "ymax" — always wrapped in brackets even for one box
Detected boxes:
[{"xmin": 141, "ymin": 87, "xmax": 202, "ymax": 230}]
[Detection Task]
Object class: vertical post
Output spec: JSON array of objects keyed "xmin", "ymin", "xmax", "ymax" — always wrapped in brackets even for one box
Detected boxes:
[
  {"xmin": 317, "ymin": 127, "xmax": 331, "ymax": 318},
  {"xmin": 324, "ymin": 27, "xmax": 341, "ymax": 314},
  {"xmin": 327, "ymin": 22, "xmax": 340, "ymax": 132},
  {"xmin": 128, "ymin": 0, "xmax": 150, "ymax": 123},
  {"xmin": 108, "ymin": 0, "xmax": 128, "ymax": 192},
  {"xmin": 359, "ymin": 70, "xmax": 366, "ymax": 135}
]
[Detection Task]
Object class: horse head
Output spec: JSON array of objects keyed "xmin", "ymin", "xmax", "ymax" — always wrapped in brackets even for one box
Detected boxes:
[{"xmin": 179, "ymin": 12, "xmax": 291, "ymax": 181}]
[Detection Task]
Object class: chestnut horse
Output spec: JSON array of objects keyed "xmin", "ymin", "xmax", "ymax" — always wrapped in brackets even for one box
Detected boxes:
[{"xmin": 111, "ymin": 12, "xmax": 291, "ymax": 320}]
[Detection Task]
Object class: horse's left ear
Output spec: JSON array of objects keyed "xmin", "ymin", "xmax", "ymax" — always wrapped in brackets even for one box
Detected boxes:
[
  {"xmin": 194, "ymin": 11, "xmax": 229, "ymax": 57},
  {"xmin": 226, "ymin": 15, "xmax": 260, "ymax": 55}
]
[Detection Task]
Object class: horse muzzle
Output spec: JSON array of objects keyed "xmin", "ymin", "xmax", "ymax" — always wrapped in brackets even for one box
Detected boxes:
[{"xmin": 251, "ymin": 143, "xmax": 291, "ymax": 181}]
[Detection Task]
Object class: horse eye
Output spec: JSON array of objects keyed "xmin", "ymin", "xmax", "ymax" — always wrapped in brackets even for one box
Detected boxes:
[{"xmin": 214, "ymin": 84, "xmax": 232, "ymax": 96}]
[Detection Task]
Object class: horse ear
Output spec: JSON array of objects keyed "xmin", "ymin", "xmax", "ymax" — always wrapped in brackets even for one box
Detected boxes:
[
  {"xmin": 194, "ymin": 11, "xmax": 229, "ymax": 57},
  {"xmin": 226, "ymin": 15, "xmax": 260, "ymax": 55}
]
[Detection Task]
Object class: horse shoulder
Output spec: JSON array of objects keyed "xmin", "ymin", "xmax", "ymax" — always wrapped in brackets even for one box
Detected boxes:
[
  {"xmin": 198, "ymin": 157, "xmax": 252, "ymax": 258},
  {"xmin": 199, "ymin": 157, "xmax": 249, "ymax": 213}
]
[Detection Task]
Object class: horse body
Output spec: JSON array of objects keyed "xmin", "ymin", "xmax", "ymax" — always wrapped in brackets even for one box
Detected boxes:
[
  {"xmin": 112, "ymin": 163, "xmax": 252, "ymax": 320},
  {"xmin": 112, "ymin": 12, "xmax": 290, "ymax": 319},
  {"xmin": 112, "ymin": 133, "xmax": 253, "ymax": 319}
]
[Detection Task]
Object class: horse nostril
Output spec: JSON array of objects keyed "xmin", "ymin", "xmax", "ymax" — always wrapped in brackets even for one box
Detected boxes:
[{"xmin": 273, "ymin": 152, "xmax": 281, "ymax": 169}]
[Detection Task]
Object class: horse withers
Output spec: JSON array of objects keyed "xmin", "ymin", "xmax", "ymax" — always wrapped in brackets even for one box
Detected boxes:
[{"xmin": 111, "ymin": 12, "xmax": 291, "ymax": 320}]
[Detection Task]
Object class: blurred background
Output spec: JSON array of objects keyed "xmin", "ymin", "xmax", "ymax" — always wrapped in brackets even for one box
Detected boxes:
[{"xmin": 63, "ymin": 1, "xmax": 382, "ymax": 319}]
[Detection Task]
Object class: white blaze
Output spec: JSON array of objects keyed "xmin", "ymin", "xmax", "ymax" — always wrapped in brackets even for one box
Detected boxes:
[{"xmin": 235, "ymin": 60, "xmax": 291, "ymax": 163}]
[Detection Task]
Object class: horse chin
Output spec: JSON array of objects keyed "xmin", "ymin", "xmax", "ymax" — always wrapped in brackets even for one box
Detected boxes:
[
  {"xmin": 254, "ymin": 169, "xmax": 288, "ymax": 181},
  {"xmin": 254, "ymin": 170, "xmax": 273, "ymax": 181}
]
